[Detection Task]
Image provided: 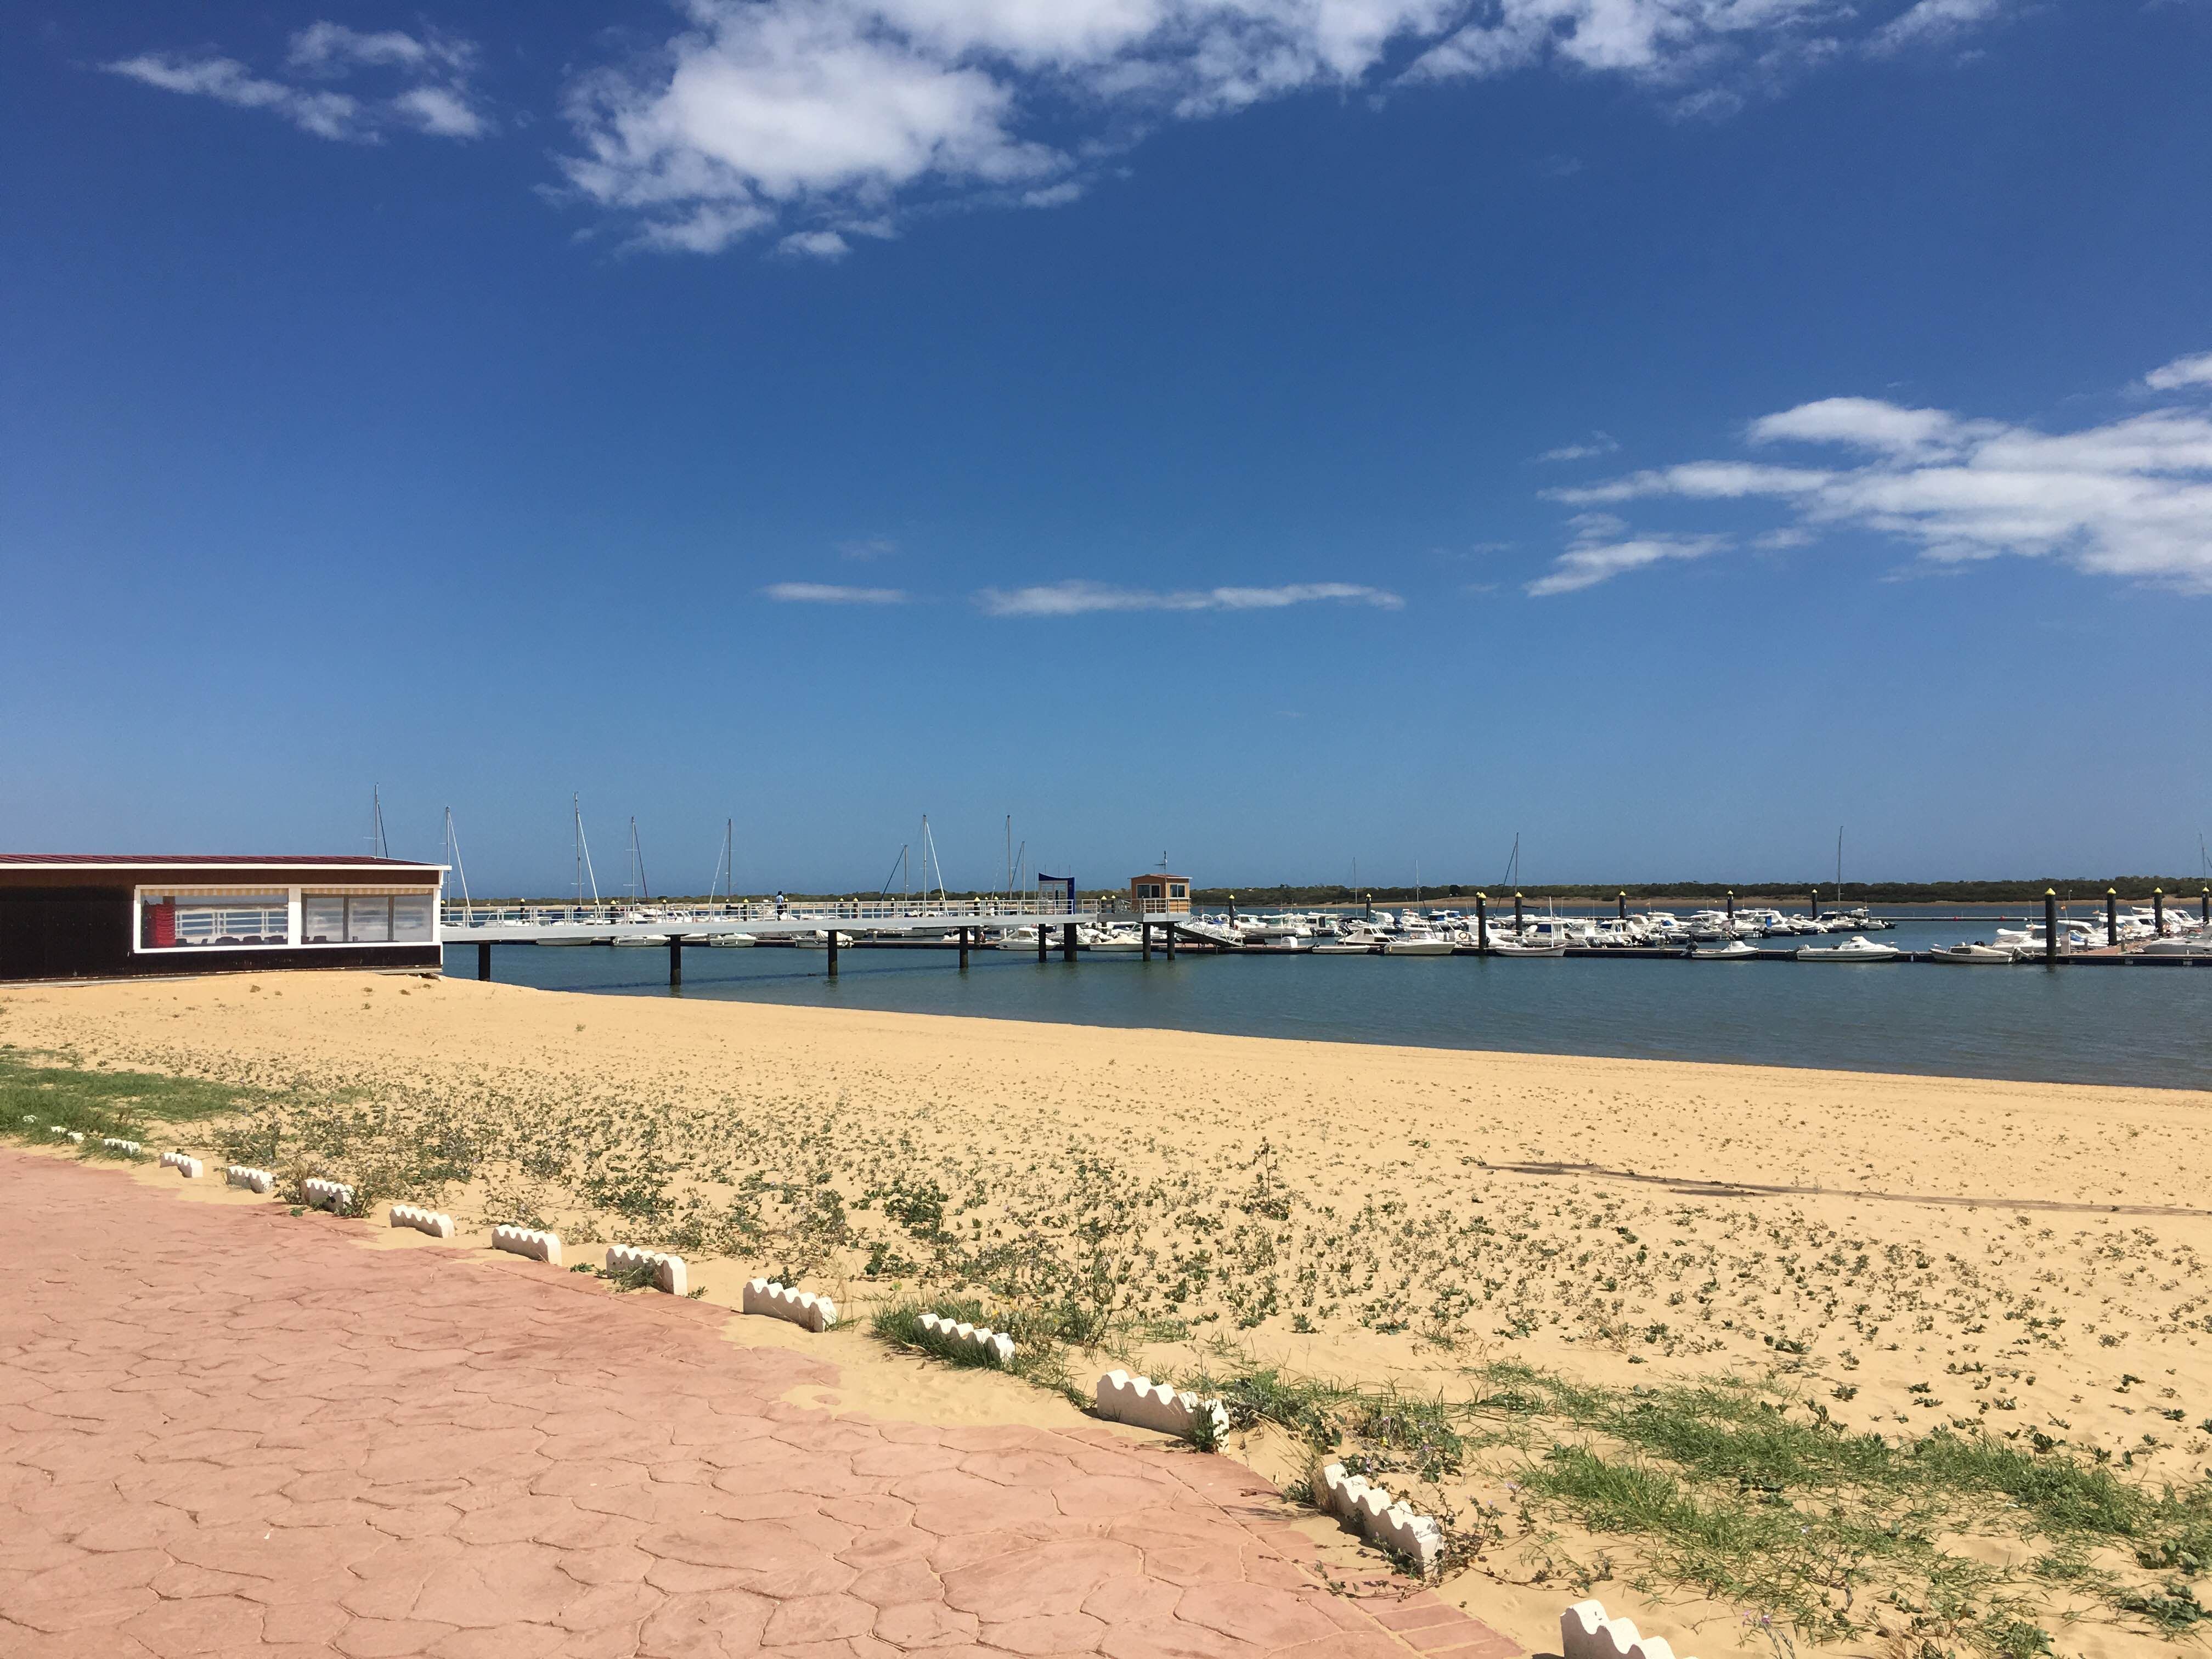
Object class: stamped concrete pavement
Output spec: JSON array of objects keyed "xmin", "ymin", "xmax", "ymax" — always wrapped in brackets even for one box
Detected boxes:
[{"xmin": 0, "ymin": 1153, "xmax": 1523, "ymax": 1659}]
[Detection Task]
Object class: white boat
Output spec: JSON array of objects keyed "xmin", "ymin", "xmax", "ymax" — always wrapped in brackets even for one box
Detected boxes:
[
  {"xmin": 1796, "ymin": 935, "xmax": 1901, "ymax": 962},
  {"xmin": 610, "ymin": 934, "xmax": 670, "ymax": 948},
  {"xmin": 535, "ymin": 935, "xmax": 608, "ymax": 946},
  {"xmin": 1313, "ymin": 927, "xmax": 1384, "ymax": 954},
  {"xmin": 1383, "ymin": 936, "xmax": 1454, "ymax": 956},
  {"xmin": 792, "ymin": 930, "xmax": 860, "ymax": 949},
  {"xmin": 1689, "ymin": 939, "xmax": 1760, "ymax": 960},
  {"xmin": 1086, "ymin": 932, "xmax": 1145, "ymax": 951},
  {"xmin": 991, "ymin": 926, "xmax": 1040, "ymax": 950},
  {"xmin": 1489, "ymin": 940, "xmax": 1566, "ymax": 957},
  {"xmin": 698, "ymin": 933, "xmax": 757, "ymax": 947},
  {"xmin": 1927, "ymin": 942, "xmax": 2016, "ymax": 963}
]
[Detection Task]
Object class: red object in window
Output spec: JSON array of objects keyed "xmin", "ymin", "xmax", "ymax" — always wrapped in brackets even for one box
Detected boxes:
[{"xmin": 147, "ymin": 901, "xmax": 176, "ymax": 947}]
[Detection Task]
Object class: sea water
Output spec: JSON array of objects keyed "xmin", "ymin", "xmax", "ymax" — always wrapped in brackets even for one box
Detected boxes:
[{"xmin": 445, "ymin": 906, "xmax": 2212, "ymax": 1090}]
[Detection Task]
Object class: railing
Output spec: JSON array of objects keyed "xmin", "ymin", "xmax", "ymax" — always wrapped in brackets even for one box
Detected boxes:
[{"xmin": 439, "ymin": 895, "xmax": 1107, "ymax": 930}]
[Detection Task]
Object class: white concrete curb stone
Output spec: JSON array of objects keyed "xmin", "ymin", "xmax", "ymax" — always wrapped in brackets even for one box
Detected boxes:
[
  {"xmin": 1561, "ymin": 1601, "xmax": 1692, "ymax": 1659},
  {"xmin": 492, "ymin": 1224, "xmax": 562, "ymax": 1266},
  {"xmin": 918, "ymin": 1311, "xmax": 1015, "ymax": 1365},
  {"xmin": 743, "ymin": 1278, "xmax": 837, "ymax": 1331},
  {"xmin": 1094, "ymin": 1370, "xmax": 1230, "ymax": 1444},
  {"xmin": 605, "ymin": 1244, "xmax": 688, "ymax": 1295},
  {"xmin": 226, "ymin": 1165, "xmax": 276, "ymax": 1194},
  {"xmin": 103, "ymin": 1138, "xmax": 142, "ymax": 1156},
  {"xmin": 390, "ymin": 1204, "xmax": 455, "ymax": 1240},
  {"xmin": 49, "ymin": 1126, "xmax": 84, "ymax": 1143},
  {"xmin": 303, "ymin": 1177, "xmax": 355, "ymax": 1214},
  {"xmin": 159, "ymin": 1152, "xmax": 205, "ymax": 1179},
  {"xmin": 1320, "ymin": 1463, "xmax": 1445, "ymax": 1577}
]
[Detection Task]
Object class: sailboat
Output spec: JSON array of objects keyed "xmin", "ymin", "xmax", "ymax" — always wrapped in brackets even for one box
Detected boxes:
[
  {"xmin": 538, "ymin": 797, "xmax": 609, "ymax": 944},
  {"xmin": 611, "ymin": 819, "xmax": 668, "ymax": 945}
]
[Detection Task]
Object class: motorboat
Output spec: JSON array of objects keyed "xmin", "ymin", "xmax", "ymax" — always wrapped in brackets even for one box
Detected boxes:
[
  {"xmin": 698, "ymin": 933, "xmax": 757, "ymax": 947},
  {"xmin": 1085, "ymin": 930, "xmax": 1146, "ymax": 951},
  {"xmin": 991, "ymin": 927, "xmax": 1040, "ymax": 950},
  {"xmin": 792, "ymin": 930, "xmax": 861, "ymax": 949},
  {"xmin": 1383, "ymin": 935, "xmax": 1454, "ymax": 956},
  {"xmin": 1313, "ymin": 926, "xmax": 1385, "ymax": 954},
  {"xmin": 1244, "ymin": 935, "xmax": 1314, "ymax": 953},
  {"xmin": 1489, "ymin": 939, "xmax": 1567, "ymax": 957},
  {"xmin": 2138, "ymin": 935, "xmax": 2212, "ymax": 958},
  {"xmin": 1927, "ymin": 942, "xmax": 2016, "ymax": 964},
  {"xmin": 1689, "ymin": 939, "xmax": 1760, "ymax": 960},
  {"xmin": 610, "ymin": 934, "xmax": 671, "ymax": 948},
  {"xmin": 1796, "ymin": 935, "xmax": 1901, "ymax": 962}
]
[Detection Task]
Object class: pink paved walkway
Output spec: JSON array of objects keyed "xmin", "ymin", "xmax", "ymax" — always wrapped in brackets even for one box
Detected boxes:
[{"xmin": 0, "ymin": 1154, "xmax": 1523, "ymax": 1659}]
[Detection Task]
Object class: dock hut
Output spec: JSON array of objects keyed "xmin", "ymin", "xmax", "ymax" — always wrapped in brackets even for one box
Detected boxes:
[
  {"xmin": 1128, "ymin": 873, "xmax": 1192, "ymax": 916},
  {"xmin": 0, "ymin": 855, "xmax": 445, "ymax": 982}
]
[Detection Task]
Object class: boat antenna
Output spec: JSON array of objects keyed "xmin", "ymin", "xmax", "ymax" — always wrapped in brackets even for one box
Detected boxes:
[
  {"xmin": 369, "ymin": 786, "xmax": 389, "ymax": 860},
  {"xmin": 626, "ymin": 817, "xmax": 648, "ymax": 901},
  {"xmin": 442, "ymin": 808, "xmax": 470, "ymax": 905}
]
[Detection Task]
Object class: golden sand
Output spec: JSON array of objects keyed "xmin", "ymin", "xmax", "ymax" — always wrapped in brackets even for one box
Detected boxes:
[{"xmin": 7, "ymin": 969, "xmax": 2211, "ymax": 1659}]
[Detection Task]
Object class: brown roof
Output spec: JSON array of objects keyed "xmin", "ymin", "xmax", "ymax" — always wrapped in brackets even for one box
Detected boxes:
[{"xmin": 0, "ymin": 855, "xmax": 444, "ymax": 870}]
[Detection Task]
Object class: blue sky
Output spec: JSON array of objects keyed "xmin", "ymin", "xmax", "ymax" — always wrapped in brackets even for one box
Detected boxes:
[{"xmin": 5, "ymin": 2, "xmax": 2211, "ymax": 896}]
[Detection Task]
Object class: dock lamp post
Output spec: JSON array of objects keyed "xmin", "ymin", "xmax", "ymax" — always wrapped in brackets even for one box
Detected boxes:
[
  {"xmin": 2107, "ymin": 888, "xmax": 2118, "ymax": 948},
  {"xmin": 1617, "ymin": 890, "xmax": 1627, "ymax": 921},
  {"xmin": 1513, "ymin": 890, "xmax": 1524, "ymax": 934},
  {"xmin": 1228, "ymin": 893, "xmax": 1237, "ymax": 925},
  {"xmin": 1725, "ymin": 889, "xmax": 1735, "ymax": 924},
  {"xmin": 1364, "ymin": 891, "xmax": 1373, "ymax": 921},
  {"xmin": 2044, "ymin": 889, "xmax": 2059, "ymax": 965}
]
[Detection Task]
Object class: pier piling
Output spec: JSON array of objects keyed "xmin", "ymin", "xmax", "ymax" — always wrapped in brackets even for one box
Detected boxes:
[
  {"xmin": 1617, "ymin": 890, "xmax": 1626, "ymax": 921},
  {"xmin": 2045, "ymin": 889, "xmax": 2058, "ymax": 965},
  {"xmin": 958, "ymin": 927, "xmax": 969, "ymax": 969},
  {"xmin": 1062, "ymin": 923, "xmax": 1076, "ymax": 962},
  {"xmin": 2155, "ymin": 889, "xmax": 2165, "ymax": 936},
  {"xmin": 1166, "ymin": 921, "xmax": 1177, "ymax": 960},
  {"xmin": 477, "ymin": 942, "xmax": 491, "ymax": 983},
  {"xmin": 1035, "ymin": 924, "xmax": 1047, "ymax": 963},
  {"xmin": 826, "ymin": 929, "xmax": 838, "ymax": 977},
  {"xmin": 1141, "ymin": 922, "xmax": 1152, "ymax": 961},
  {"xmin": 1475, "ymin": 892, "xmax": 1489, "ymax": 953},
  {"xmin": 1513, "ymin": 891, "xmax": 1524, "ymax": 935},
  {"xmin": 669, "ymin": 937, "xmax": 681, "ymax": 988},
  {"xmin": 2202, "ymin": 889, "xmax": 2209, "ymax": 925},
  {"xmin": 2107, "ymin": 889, "xmax": 2118, "ymax": 947},
  {"xmin": 1725, "ymin": 889, "xmax": 1735, "ymax": 923}
]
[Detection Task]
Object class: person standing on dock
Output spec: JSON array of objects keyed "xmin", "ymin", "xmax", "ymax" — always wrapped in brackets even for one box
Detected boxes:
[{"xmin": 775, "ymin": 891, "xmax": 786, "ymax": 918}]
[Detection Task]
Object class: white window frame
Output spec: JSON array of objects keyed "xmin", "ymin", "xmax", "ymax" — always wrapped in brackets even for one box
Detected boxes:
[{"xmin": 132, "ymin": 884, "xmax": 444, "ymax": 955}]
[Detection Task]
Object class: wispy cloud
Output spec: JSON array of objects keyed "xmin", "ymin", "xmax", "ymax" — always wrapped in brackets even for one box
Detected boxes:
[
  {"xmin": 977, "ymin": 580, "xmax": 1402, "ymax": 617},
  {"xmin": 106, "ymin": 22, "xmax": 487, "ymax": 142},
  {"xmin": 763, "ymin": 582, "xmax": 908, "ymax": 603},
  {"xmin": 1526, "ymin": 515, "xmax": 1725, "ymax": 596},
  {"xmin": 1536, "ymin": 432, "xmax": 1621, "ymax": 463},
  {"xmin": 1533, "ymin": 353, "xmax": 2212, "ymax": 594},
  {"xmin": 836, "ymin": 537, "xmax": 898, "ymax": 561},
  {"xmin": 2146, "ymin": 351, "xmax": 2212, "ymax": 392},
  {"xmin": 559, "ymin": 1, "xmax": 2019, "ymax": 255}
]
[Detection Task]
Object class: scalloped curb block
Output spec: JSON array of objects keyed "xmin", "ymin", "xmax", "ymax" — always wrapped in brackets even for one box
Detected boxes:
[
  {"xmin": 918, "ymin": 1311, "xmax": 1014, "ymax": 1365},
  {"xmin": 606, "ymin": 1244, "xmax": 688, "ymax": 1296},
  {"xmin": 1094, "ymin": 1370, "xmax": 1229, "ymax": 1443},
  {"xmin": 1321, "ymin": 1462, "xmax": 1444, "ymax": 1577},
  {"xmin": 492, "ymin": 1224, "xmax": 562, "ymax": 1266},
  {"xmin": 48, "ymin": 1126, "xmax": 84, "ymax": 1144},
  {"xmin": 743, "ymin": 1278, "xmax": 836, "ymax": 1331},
  {"xmin": 303, "ymin": 1177, "xmax": 354, "ymax": 1214},
  {"xmin": 103, "ymin": 1138, "xmax": 142, "ymax": 1156},
  {"xmin": 390, "ymin": 1204, "xmax": 455, "ymax": 1240},
  {"xmin": 225, "ymin": 1165, "xmax": 275, "ymax": 1194},
  {"xmin": 1562, "ymin": 1600, "xmax": 1692, "ymax": 1659},
  {"xmin": 159, "ymin": 1152, "xmax": 205, "ymax": 1179}
]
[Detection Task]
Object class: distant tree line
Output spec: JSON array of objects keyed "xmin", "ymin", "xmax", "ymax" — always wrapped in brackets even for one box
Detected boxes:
[{"xmin": 1187, "ymin": 878, "xmax": 2212, "ymax": 907}]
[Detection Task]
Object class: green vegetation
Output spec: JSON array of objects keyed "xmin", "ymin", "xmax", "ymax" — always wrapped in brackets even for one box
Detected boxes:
[{"xmin": 868, "ymin": 1294, "xmax": 1079, "ymax": 1400}]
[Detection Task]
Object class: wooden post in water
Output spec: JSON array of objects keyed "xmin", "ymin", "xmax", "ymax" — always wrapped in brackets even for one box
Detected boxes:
[
  {"xmin": 669, "ymin": 937, "xmax": 682, "ymax": 988},
  {"xmin": 1036, "ymin": 922, "xmax": 1047, "ymax": 962},
  {"xmin": 1513, "ymin": 891, "xmax": 1524, "ymax": 935},
  {"xmin": 1475, "ymin": 892, "xmax": 1489, "ymax": 952},
  {"xmin": 2202, "ymin": 889, "xmax": 2210, "ymax": 926},
  {"xmin": 1166, "ymin": 921, "xmax": 1177, "ymax": 960},
  {"xmin": 1062, "ymin": 923, "xmax": 1076, "ymax": 962},
  {"xmin": 826, "ymin": 929, "xmax": 838, "ymax": 977},
  {"xmin": 2044, "ymin": 889, "xmax": 2058, "ymax": 965},
  {"xmin": 958, "ymin": 926, "xmax": 969, "ymax": 969},
  {"xmin": 2107, "ymin": 889, "xmax": 2118, "ymax": 947},
  {"xmin": 477, "ymin": 942, "xmax": 491, "ymax": 983},
  {"xmin": 1141, "ymin": 921, "xmax": 1152, "ymax": 961},
  {"xmin": 2154, "ymin": 888, "xmax": 2165, "ymax": 936}
]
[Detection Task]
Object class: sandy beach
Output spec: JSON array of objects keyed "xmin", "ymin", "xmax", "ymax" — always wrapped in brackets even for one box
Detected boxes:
[{"xmin": 6, "ymin": 969, "xmax": 2211, "ymax": 1659}]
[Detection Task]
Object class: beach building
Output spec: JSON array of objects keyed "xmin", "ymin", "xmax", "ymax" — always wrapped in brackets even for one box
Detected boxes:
[
  {"xmin": 1128, "ymin": 873, "xmax": 1191, "ymax": 916},
  {"xmin": 0, "ymin": 855, "xmax": 445, "ymax": 982}
]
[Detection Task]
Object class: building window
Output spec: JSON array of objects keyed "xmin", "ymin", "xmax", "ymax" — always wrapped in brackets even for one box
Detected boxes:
[
  {"xmin": 301, "ymin": 893, "xmax": 435, "ymax": 945},
  {"xmin": 140, "ymin": 894, "xmax": 289, "ymax": 950},
  {"xmin": 1170, "ymin": 884, "xmax": 1187, "ymax": 899}
]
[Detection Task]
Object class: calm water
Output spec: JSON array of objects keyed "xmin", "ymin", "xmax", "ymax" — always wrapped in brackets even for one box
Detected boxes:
[{"xmin": 444, "ymin": 907, "xmax": 2212, "ymax": 1090}]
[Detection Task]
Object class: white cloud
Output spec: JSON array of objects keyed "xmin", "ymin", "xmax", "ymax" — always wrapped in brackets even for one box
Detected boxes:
[
  {"xmin": 1536, "ymin": 432, "xmax": 1621, "ymax": 463},
  {"xmin": 1538, "ymin": 363, "xmax": 2212, "ymax": 593},
  {"xmin": 779, "ymin": 230, "xmax": 853, "ymax": 259},
  {"xmin": 2146, "ymin": 351, "xmax": 2212, "ymax": 393},
  {"xmin": 977, "ymin": 579, "xmax": 1403, "ymax": 616},
  {"xmin": 1526, "ymin": 514, "xmax": 1725, "ymax": 596},
  {"xmin": 763, "ymin": 582, "xmax": 909, "ymax": 603},
  {"xmin": 836, "ymin": 537, "xmax": 899, "ymax": 560},
  {"xmin": 1867, "ymin": 0, "xmax": 2013, "ymax": 55},
  {"xmin": 561, "ymin": 0, "xmax": 2013, "ymax": 253},
  {"xmin": 105, "ymin": 22, "xmax": 487, "ymax": 143}
]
